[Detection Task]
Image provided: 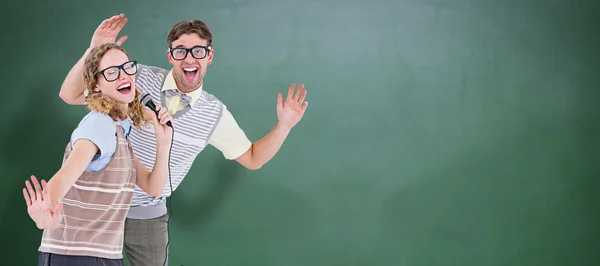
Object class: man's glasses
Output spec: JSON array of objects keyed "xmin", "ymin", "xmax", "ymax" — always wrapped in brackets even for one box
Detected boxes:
[
  {"xmin": 169, "ymin": 45, "xmax": 212, "ymax": 61},
  {"xmin": 96, "ymin": 61, "xmax": 138, "ymax": 82}
]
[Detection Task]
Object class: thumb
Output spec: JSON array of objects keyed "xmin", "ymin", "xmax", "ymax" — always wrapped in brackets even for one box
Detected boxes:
[
  {"xmin": 116, "ymin": 35, "xmax": 128, "ymax": 45},
  {"xmin": 277, "ymin": 92, "xmax": 283, "ymax": 109},
  {"xmin": 51, "ymin": 203, "xmax": 62, "ymax": 216}
]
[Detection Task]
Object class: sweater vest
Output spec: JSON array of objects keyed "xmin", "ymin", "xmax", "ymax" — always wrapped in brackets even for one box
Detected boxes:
[{"xmin": 127, "ymin": 64, "xmax": 223, "ymax": 219}]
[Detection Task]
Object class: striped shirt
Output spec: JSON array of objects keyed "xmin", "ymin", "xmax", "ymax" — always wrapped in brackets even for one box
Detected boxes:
[
  {"xmin": 38, "ymin": 121, "xmax": 136, "ymax": 259},
  {"xmin": 127, "ymin": 64, "xmax": 224, "ymax": 219}
]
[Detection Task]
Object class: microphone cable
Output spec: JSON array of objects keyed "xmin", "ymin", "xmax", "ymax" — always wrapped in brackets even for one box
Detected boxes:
[
  {"xmin": 139, "ymin": 92, "xmax": 174, "ymax": 266},
  {"xmin": 163, "ymin": 127, "xmax": 174, "ymax": 266}
]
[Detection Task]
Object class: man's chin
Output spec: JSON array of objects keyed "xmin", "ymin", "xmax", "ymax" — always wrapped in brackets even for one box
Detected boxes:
[
  {"xmin": 181, "ymin": 79, "xmax": 202, "ymax": 91},
  {"xmin": 174, "ymin": 75, "xmax": 198, "ymax": 90}
]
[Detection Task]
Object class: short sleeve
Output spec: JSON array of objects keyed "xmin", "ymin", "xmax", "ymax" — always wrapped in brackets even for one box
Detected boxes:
[
  {"xmin": 208, "ymin": 105, "xmax": 253, "ymax": 160},
  {"xmin": 70, "ymin": 112, "xmax": 117, "ymax": 169}
]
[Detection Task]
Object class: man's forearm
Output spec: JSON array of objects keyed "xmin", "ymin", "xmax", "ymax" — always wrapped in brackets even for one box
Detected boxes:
[
  {"xmin": 59, "ymin": 48, "xmax": 91, "ymax": 104},
  {"xmin": 246, "ymin": 122, "xmax": 291, "ymax": 169}
]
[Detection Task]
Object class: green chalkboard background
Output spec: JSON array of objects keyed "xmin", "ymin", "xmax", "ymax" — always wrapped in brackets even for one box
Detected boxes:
[{"xmin": 1, "ymin": 0, "xmax": 599, "ymax": 265}]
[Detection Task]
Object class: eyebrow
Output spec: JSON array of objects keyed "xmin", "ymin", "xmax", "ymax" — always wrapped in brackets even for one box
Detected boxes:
[{"xmin": 174, "ymin": 45, "xmax": 207, "ymax": 49}]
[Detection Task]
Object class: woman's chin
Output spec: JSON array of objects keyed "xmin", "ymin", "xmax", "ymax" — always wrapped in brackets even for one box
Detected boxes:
[{"xmin": 119, "ymin": 94, "xmax": 136, "ymax": 104}]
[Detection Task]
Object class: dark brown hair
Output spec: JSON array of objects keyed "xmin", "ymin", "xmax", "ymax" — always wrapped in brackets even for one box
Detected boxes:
[
  {"xmin": 167, "ymin": 19, "xmax": 213, "ymax": 47},
  {"xmin": 83, "ymin": 43, "xmax": 152, "ymax": 129}
]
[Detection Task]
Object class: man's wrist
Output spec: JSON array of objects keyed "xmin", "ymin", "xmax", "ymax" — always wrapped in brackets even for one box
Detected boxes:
[{"xmin": 276, "ymin": 122, "xmax": 292, "ymax": 134}]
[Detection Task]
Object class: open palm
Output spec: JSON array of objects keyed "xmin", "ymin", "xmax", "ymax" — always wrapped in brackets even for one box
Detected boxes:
[
  {"xmin": 23, "ymin": 175, "xmax": 62, "ymax": 230},
  {"xmin": 277, "ymin": 84, "xmax": 308, "ymax": 129},
  {"xmin": 90, "ymin": 14, "xmax": 129, "ymax": 48}
]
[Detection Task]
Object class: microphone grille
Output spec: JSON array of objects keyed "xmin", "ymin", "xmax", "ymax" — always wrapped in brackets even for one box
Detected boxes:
[{"xmin": 139, "ymin": 92, "xmax": 152, "ymax": 105}]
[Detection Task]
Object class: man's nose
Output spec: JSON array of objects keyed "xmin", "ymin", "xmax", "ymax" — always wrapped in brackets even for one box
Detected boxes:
[{"xmin": 184, "ymin": 52, "xmax": 196, "ymax": 63}]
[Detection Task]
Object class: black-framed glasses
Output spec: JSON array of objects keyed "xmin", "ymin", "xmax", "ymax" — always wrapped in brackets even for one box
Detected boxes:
[
  {"xmin": 169, "ymin": 45, "xmax": 212, "ymax": 61},
  {"xmin": 96, "ymin": 61, "xmax": 138, "ymax": 82}
]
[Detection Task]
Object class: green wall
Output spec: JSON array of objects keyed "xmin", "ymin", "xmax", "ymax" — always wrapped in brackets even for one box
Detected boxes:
[{"xmin": 1, "ymin": 0, "xmax": 599, "ymax": 265}]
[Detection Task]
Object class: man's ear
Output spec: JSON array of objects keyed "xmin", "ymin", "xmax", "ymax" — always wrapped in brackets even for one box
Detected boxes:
[
  {"xmin": 207, "ymin": 48, "xmax": 214, "ymax": 65},
  {"xmin": 166, "ymin": 49, "xmax": 174, "ymax": 65}
]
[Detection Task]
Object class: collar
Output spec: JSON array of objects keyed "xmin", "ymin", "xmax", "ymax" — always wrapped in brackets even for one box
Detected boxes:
[
  {"xmin": 161, "ymin": 70, "xmax": 203, "ymax": 108},
  {"xmin": 115, "ymin": 119, "xmax": 132, "ymax": 138}
]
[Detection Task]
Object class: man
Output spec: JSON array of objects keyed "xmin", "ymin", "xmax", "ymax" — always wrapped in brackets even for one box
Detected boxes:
[{"xmin": 58, "ymin": 14, "xmax": 308, "ymax": 266}]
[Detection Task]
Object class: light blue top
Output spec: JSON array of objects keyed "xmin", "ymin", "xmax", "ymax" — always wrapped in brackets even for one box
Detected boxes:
[{"xmin": 70, "ymin": 111, "xmax": 132, "ymax": 172}]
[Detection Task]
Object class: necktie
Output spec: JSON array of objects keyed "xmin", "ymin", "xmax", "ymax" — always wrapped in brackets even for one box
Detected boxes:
[{"xmin": 164, "ymin": 89, "xmax": 192, "ymax": 107}]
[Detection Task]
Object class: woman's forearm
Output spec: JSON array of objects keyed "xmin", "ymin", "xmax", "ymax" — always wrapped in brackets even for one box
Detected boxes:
[
  {"xmin": 142, "ymin": 144, "xmax": 170, "ymax": 197},
  {"xmin": 47, "ymin": 139, "xmax": 98, "ymax": 207}
]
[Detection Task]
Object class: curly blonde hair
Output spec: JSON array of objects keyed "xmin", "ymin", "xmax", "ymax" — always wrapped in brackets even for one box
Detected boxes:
[{"xmin": 83, "ymin": 43, "xmax": 152, "ymax": 129}]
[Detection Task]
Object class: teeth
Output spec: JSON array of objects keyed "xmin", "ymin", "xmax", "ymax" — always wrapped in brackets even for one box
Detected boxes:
[
  {"xmin": 183, "ymin": 67, "xmax": 198, "ymax": 72},
  {"xmin": 118, "ymin": 83, "xmax": 131, "ymax": 89}
]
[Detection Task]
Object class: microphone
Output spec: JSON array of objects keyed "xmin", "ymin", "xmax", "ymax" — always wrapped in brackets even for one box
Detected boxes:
[{"xmin": 140, "ymin": 92, "xmax": 173, "ymax": 128}]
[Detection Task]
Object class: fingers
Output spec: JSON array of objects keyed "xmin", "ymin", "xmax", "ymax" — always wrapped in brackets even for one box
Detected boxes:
[
  {"xmin": 99, "ymin": 19, "xmax": 110, "ymax": 30},
  {"xmin": 103, "ymin": 16, "xmax": 117, "ymax": 29},
  {"xmin": 154, "ymin": 104, "xmax": 163, "ymax": 125},
  {"xmin": 107, "ymin": 14, "xmax": 124, "ymax": 29},
  {"xmin": 147, "ymin": 104, "xmax": 173, "ymax": 134},
  {"xmin": 31, "ymin": 175, "xmax": 43, "ymax": 201},
  {"xmin": 157, "ymin": 104, "xmax": 170, "ymax": 125},
  {"xmin": 286, "ymin": 84, "xmax": 296, "ymax": 102},
  {"xmin": 293, "ymin": 84, "xmax": 304, "ymax": 102},
  {"xmin": 25, "ymin": 179, "xmax": 36, "ymax": 202},
  {"xmin": 41, "ymin": 179, "xmax": 50, "ymax": 198},
  {"xmin": 280, "ymin": 84, "xmax": 307, "ymax": 111},
  {"xmin": 147, "ymin": 104, "xmax": 172, "ymax": 127},
  {"xmin": 146, "ymin": 109, "xmax": 159, "ymax": 124},
  {"xmin": 114, "ymin": 17, "xmax": 128, "ymax": 32},
  {"xmin": 296, "ymin": 85, "xmax": 307, "ymax": 104},
  {"xmin": 301, "ymin": 101, "xmax": 309, "ymax": 111},
  {"xmin": 116, "ymin": 35, "xmax": 128, "ymax": 45},
  {"xmin": 160, "ymin": 113, "xmax": 173, "ymax": 127},
  {"xmin": 23, "ymin": 188, "xmax": 31, "ymax": 206},
  {"xmin": 164, "ymin": 116, "xmax": 174, "ymax": 128}
]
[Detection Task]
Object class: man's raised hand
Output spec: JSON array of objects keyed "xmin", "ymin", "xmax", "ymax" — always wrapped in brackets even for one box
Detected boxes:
[
  {"xmin": 90, "ymin": 14, "xmax": 129, "ymax": 49},
  {"xmin": 276, "ymin": 84, "xmax": 308, "ymax": 130}
]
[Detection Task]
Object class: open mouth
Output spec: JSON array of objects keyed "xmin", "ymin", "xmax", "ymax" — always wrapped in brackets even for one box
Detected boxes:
[
  {"xmin": 117, "ymin": 81, "xmax": 132, "ymax": 95},
  {"xmin": 183, "ymin": 67, "xmax": 198, "ymax": 80}
]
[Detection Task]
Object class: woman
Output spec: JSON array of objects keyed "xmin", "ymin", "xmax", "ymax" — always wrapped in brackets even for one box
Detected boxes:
[{"xmin": 22, "ymin": 42, "xmax": 173, "ymax": 266}]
